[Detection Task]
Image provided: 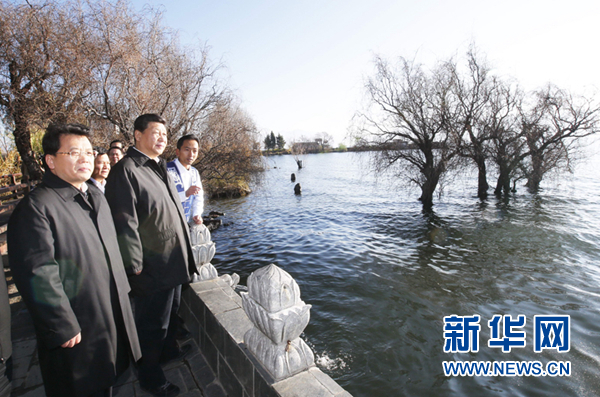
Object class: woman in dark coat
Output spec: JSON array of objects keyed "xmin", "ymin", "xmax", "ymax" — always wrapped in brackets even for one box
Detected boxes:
[{"xmin": 7, "ymin": 124, "xmax": 141, "ymax": 397}]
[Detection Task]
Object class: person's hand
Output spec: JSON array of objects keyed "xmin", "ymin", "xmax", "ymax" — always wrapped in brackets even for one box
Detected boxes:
[
  {"xmin": 185, "ymin": 185, "xmax": 202, "ymax": 197},
  {"xmin": 193, "ymin": 215, "xmax": 203, "ymax": 224},
  {"xmin": 61, "ymin": 332, "xmax": 82, "ymax": 348}
]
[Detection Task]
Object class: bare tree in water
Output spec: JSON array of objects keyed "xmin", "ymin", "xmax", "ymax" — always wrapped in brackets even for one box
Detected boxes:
[
  {"xmin": 519, "ymin": 85, "xmax": 600, "ymax": 192},
  {"xmin": 354, "ymin": 55, "xmax": 463, "ymax": 208},
  {"xmin": 449, "ymin": 48, "xmax": 496, "ymax": 198},
  {"xmin": 354, "ymin": 48, "xmax": 600, "ymax": 203}
]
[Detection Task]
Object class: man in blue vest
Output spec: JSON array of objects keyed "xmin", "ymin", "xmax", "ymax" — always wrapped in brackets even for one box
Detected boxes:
[{"xmin": 166, "ymin": 135, "xmax": 204, "ymax": 224}]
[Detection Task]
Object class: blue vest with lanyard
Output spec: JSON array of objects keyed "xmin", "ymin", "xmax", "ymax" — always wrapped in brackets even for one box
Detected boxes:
[{"xmin": 166, "ymin": 160, "xmax": 196, "ymax": 221}]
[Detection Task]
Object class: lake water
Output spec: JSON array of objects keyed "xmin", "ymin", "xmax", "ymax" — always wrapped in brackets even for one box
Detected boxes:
[{"xmin": 206, "ymin": 151, "xmax": 600, "ymax": 397}]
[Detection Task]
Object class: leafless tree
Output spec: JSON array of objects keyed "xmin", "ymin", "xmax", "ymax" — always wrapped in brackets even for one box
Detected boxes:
[
  {"xmin": 0, "ymin": 0, "xmax": 262, "ymax": 194},
  {"xmin": 449, "ymin": 48, "xmax": 496, "ymax": 198},
  {"xmin": 519, "ymin": 85, "xmax": 600, "ymax": 192},
  {"xmin": 354, "ymin": 55, "xmax": 463, "ymax": 208},
  {"xmin": 193, "ymin": 99, "xmax": 264, "ymax": 197},
  {"xmin": 290, "ymin": 138, "xmax": 307, "ymax": 168},
  {"xmin": 484, "ymin": 83, "xmax": 525, "ymax": 195},
  {"xmin": 83, "ymin": 0, "xmax": 225, "ymax": 146},
  {"xmin": 0, "ymin": 0, "xmax": 97, "ymax": 179}
]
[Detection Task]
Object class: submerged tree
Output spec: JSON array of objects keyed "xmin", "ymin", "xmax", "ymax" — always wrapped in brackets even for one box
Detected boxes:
[
  {"xmin": 355, "ymin": 56, "xmax": 463, "ymax": 208},
  {"xmin": 449, "ymin": 49, "xmax": 495, "ymax": 198},
  {"xmin": 519, "ymin": 85, "xmax": 600, "ymax": 192},
  {"xmin": 355, "ymin": 48, "xmax": 600, "ymax": 205}
]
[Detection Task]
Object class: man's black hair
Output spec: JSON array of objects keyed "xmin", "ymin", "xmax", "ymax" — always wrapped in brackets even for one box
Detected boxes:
[
  {"xmin": 109, "ymin": 140, "xmax": 122, "ymax": 148},
  {"xmin": 42, "ymin": 123, "xmax": 91, "ymax": 171},
  {"xmin": 176, "ymin": 134, "xmax": 200, "ymax": 150},
  {"xmin": 107, "ymin": 147, "xmax": 124, "ymax": 155},
  {"xmin": 133, "ymin": 114, "xmax": 167, "ymax": 133}
]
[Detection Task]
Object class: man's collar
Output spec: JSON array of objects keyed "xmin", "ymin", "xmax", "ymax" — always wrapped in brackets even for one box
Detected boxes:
[
  {"xmin": 127, "ymin": 146, "xmax": 153, "ymax": 166},
  {"xmin": 43, "ymin": 171, "xmax": 89, "ymax": 201},
  {"xmin": 132, "ymin": 146, "xmax": 160, "ymax": 163},
  {"xmin": 174, "ymin": 158, "xmax": 191, "ymax": 173},
  {"xmin": 89, "ymin": 177, "xmax": 106, "ymax": 188}
]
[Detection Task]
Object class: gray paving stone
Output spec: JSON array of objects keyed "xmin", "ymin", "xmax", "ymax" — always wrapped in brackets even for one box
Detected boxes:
[
  {"xmin": 308, "ymin": 367, "xmax": 346, "ymax": 395},
  {"xmin": 12, "ymin": 385, "xmax": 45, "ymax": 397},
  {"xmin": 214, "ymin": 308, "xmax": 253, "ymax": 343},
  {"xmin": 11, "ymin": 355, "xmax": 31, "ymax": 387},
  {"xmin": 23, "ymin": 364, "xmax": 42, "ymax": 389},
  {"xmin": 190, "ymin": 279, "xmax": 224, "ymax": 294},
  {"xmin": 274, "ymin": 370, "xmax": 335, "ymax": 397},
  {"xmin": 179, "ymin": 391, "xmax": 204, "ymax": 397},
  {"xmin": 334, "ymin": 391, "xmax": 353, "ymax": 397},
  {"xmin": 190, "ymin": 362, "xmax": 218, "ymax": 389},
  {"xmin": 176, "ymin": 364, "xmax": 198, "ymax": 393},
  {"xmin": 204, "ymin": 381, "xmax": 228, "ymax": 397},
  {"xmin": 164, "ymin": 366, "xmax": 186, "ymax": 391},
  {"xmin": 11, "ymin": 339, "xmax": 36, "ymax": 360},
  {"xmin": 199, "ymin": 288, "xmax": 240, "ymax": 315},
  {"xmin": 186, "ymin": 349, "xmax": 208, "ymax": 369},
  {"xmin": 162, "ymin": 358, "xmax": 187, "ymax": 372}
]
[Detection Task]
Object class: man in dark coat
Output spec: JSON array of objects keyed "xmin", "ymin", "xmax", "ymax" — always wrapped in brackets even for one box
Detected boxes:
[
  {"xmin": 0, "ymin": 273, "xmax": 11, "ymax": 397},
  {"xmin": 7, "ymin": 123, "xmax": 142, "ymax": 397},
  {"xmin": 105, "ymin": 114, "xmax": 195, "ymax": 396}
]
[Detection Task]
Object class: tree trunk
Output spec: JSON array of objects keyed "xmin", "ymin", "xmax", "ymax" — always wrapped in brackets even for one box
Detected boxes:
[
  {"xmin": 418, "ymin": 166, "xmax": 441, "ymax": 209},
  {"xmin": 494, "ymin": 165, "xmax": 511, "ymax": 196},
  {"xmin": 525, "ymin": 150, "xmax": 543, "ymax": 192},
  {"xmin": 475, "ymin": 156, "xmax": 489, "ymax": 198},
  {"xmin": 13, "ymin": 116, "xmax": 43, "ymax": 181}
]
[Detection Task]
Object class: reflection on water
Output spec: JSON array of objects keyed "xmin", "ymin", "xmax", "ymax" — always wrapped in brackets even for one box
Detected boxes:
[{"xmin": 207, "ymin": 152, "xmax": 600, "ymax": 397}]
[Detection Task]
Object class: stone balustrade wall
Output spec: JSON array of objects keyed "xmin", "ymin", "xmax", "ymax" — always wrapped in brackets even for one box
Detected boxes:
[{"xmin": 179, "ymin": 277, "xmax": 352, "ymax": 397}]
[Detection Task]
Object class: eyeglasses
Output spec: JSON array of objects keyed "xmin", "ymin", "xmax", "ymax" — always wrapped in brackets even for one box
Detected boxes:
[{"xmin": 56, "ymin": 149, "xmax": 95, "ymax": 159}]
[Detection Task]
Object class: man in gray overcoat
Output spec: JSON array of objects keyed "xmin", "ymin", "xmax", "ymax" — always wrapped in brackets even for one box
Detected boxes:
[
  {"xmin": 8, "ymin": 124, "xmax": 141, "ymax": 397},
  {"xmin": 105, "ymin": 114, "xmax": 196, "ymax": 396}
]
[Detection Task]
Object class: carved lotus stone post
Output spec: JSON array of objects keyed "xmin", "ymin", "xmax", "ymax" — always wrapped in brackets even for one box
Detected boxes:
[
  {"xmin": 241, "ymin": 264, "xmax": 315, "ymax": 382},
  {"xmin": 189, "ymin": 223, "xmax": 239, "ymax": 287}
]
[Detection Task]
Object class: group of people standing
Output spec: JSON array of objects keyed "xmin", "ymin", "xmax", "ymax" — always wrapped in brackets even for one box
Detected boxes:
[{"xmin": 4, "ymin": 114, "xmax": 206, "ymax": 397}]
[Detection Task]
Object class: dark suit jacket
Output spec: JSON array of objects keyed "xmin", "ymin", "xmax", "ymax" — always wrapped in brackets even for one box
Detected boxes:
[
  {"xmin": 0, "ymin": 272, "xmax": 10, "ymax": 365},
  {"xmin": 105, "ymin": 147, "xmax": 195, "ymax": 297},
  {"xmin": 7, "ymin": 172, "xmax": 141, "ymax": 397}
]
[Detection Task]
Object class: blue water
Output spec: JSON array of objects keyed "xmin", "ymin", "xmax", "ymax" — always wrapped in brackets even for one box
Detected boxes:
[{"xmin": 207, "ymin": 152, "xmax": 600, "ymax": 397}]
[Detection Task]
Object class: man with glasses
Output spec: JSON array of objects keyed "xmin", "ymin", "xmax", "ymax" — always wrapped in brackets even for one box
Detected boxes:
[
  {"xmin": 7, "ymin": 123, "xmax": 141, "ymax": 397},
  {"xmin": 106, "ymin": 114, "xmax": 196, "ymax": 397}
]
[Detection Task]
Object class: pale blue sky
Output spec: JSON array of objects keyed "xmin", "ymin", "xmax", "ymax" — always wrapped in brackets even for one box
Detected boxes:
[{"xmin": 130, "ymin": 0, "xmax": 600, "ymax": 146}]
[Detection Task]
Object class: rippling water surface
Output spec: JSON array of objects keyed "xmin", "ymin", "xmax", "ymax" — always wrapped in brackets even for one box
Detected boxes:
[{"xmin": 207, "ymin": 152, "xmax": 600, "ymax": 397}]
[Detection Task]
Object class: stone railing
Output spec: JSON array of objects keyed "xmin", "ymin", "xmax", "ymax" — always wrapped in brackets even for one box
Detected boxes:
[{"xmin": 180, "ymin": 224, "xmax": 351, "ymax": 397}]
